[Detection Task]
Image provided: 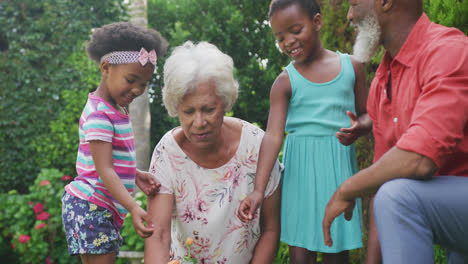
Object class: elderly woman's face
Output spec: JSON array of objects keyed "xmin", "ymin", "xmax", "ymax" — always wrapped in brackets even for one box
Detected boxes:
[{"xmin": 177, "ymin": 80, "xmax": 225, "ymax": 148}]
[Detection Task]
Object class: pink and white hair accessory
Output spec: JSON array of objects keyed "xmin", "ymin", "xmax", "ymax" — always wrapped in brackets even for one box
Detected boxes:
[{"xmin": 100, "ymin": 47, "xmax": 157, "ymax": 66}]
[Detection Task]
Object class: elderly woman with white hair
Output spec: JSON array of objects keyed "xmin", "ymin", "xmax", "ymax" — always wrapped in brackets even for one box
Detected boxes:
[{"xmin": 144, "ymin": 41, "xmax": 282, "ymax": 263}]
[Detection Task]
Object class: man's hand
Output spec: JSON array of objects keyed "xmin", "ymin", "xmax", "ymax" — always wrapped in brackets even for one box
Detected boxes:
[
  {"xmin": 322, "ymin": 187, "xmax": 356, "ymax": 247},
  {"xmin": 336, "ymin": 111, "xmax": 363, "ymax": 146},
  {"xmin": 238, "ymin": 190, "xmax": 264, "ymax": 223},
  {"xmin": 136, "ymin": 169, "xmax": 161, "ymax": 196}
]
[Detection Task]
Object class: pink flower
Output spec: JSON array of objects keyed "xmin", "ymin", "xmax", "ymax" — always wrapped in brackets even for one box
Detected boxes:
[
  {"xmin": 40, "ymin": 180, "xmax": 50, "ymax": 186},
  {"xmin": 33, "ymin": 202, "xmax": 43, "ymax": 214},
  {"xmin": 19, "ymin": 235, "xmax": 30, "ymax": 244},
  {"xmin": 35, "ymin": 223, "xmax": 46, "ymax": 230},
  {"xmin": 36, "ymin": 211, "xmax": 50, "ymax": 221},
  {"xmin": 46, "ymin": 256, "xmax": 53, "ymax": 264},
  {"xmin": 28, "ymin": 201, "xmax": 33, "ymax": 206},
  {"xmin": 61, "ymin": 175, "xmax": 72, "ymax": 181}
]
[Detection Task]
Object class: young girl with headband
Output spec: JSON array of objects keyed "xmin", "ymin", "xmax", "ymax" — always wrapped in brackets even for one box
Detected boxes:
[{"xmin": 61, "ymin": 22, "xmax": 167, "ymax": 263}]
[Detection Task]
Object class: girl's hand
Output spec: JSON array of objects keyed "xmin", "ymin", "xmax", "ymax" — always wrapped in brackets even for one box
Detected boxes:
[
  {"xmin": 130, "ymin": 206, "xmax": 155, "ymax": 238},
  {"xmin": 322, "ymin": 187, "xmax": 356, "ymax": 247},
  {"xmin": 336, "ymin": 111, "xmax": 362, "ymax": 146},
  {"xmin": 238, "ymin": 190, "xmax": 263, "ymax": 223},
  {"xmin": 136, "ymin": 169, "xmax": 161, "ymax": 196}
]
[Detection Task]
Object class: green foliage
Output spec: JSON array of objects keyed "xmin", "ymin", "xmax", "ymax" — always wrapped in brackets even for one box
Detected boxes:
[
  {"xmin": 0, "ymin": 190, "xmax": 32, "ymax": 262},
  {"xmin": 424, "ymin": 0, "xmax": 468, "ymax": 34},
  {"xmin": 320, "ymin": 1, "xmax": 353, "ymax": 53},
  {"xmin": 148, "ymin": 0, "xmax": 290, "ymax": 137},
  {"xmin": 33, "ymin": 44, "xmax": 101, "ymax": 177},
  {"xmin": 0, "ymin": 168, "xmax": 78, "ymax": 263},
  {"xmin": 434, "ymin": 245, "xmax": 448, "ymax": 264},
  {"xmin": 0, "ymin": 0, "xmax": 127, "ymax": 193},
  {"xmin": 119, "ymin": 192, "xmax": 148, "ymax": 254},
  {"xmin": 274, "ymin": 242, "xmax": 290, "ymax": 263}
]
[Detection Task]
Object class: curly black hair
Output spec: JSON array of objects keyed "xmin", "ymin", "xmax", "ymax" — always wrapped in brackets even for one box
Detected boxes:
[
  {"xmin": 269, "ymin": 0, "xmax": 321, "ymax": 20},
  {"xmin": 86, "ymin": 22, "xmax": 168, "ymax": 63}
]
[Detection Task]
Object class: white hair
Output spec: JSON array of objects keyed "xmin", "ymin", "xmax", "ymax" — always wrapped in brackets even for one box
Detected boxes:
[
  {"xmin": 352, "ymin": 10, "xmax": 381, "ymax": 63},
  {"xmin": 162, "ymin": 41, "xmax": 239, "ymax": 117}
]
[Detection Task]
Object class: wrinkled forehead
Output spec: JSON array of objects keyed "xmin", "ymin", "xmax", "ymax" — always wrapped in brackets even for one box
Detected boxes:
[
  {"xmin": 348, "ymin": 0, "xmax": 376, "ymax": 20},
  {"xmin": 349, "ymin": 0, "xmax": 375, "ymax": 10}
]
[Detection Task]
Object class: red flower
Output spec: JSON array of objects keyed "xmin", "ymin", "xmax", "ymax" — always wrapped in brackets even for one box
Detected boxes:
[
  {"xmin": 11, "ymin": 243, "xmax": 15, "ymax": 249},
  {"xmin": 46, "ymin": 256, "xmax": 53, "ymax": 264},
  {"xmin": 36, "ymin": 211, "xmax": 50, "ymax": 221},
  {"xmin": 19, "ymin": 235, "xmax": 30, "ymax": 244},
  {"xmin": 39, "ymin": 180, "xmax": 50, "ymax": 186},
  {"xmin": 61, "ymin": 175, "xmax": 72, "ymax": 181},
  {"xmin": 28, "ymin": 201, "xmax": 33, "ymax": 206},
  {"xmin": 33, "ymin": 202, "xmax": 43, "ymax": 214},
  {"xmin": 35, "ymin": 223, "xmax": 46, "ymax": 230}
]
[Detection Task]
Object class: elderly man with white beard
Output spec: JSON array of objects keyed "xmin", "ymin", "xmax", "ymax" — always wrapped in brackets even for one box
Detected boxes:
[
  {"xmin": 347, "ymin": 1, "xmax": 383, "ymax": 263},
  {"xmin": 323, "ymin": 0, "xmax": 468, "ymax": 263}
]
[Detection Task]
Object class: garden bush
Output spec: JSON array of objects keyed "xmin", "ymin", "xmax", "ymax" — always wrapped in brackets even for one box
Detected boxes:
[
  {"xmin": 33, "ymin": 43, "xmax": 101, "ymax": 177},
  {"xmin": 0, "ymin": 168, "xmax": 79, "ymax": 264},
  {"xmin": 0, "ymin": 0, "xmax": 127, "ymax": 193}
]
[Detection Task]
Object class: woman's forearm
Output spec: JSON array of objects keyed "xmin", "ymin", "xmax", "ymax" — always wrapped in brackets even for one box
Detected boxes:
[
  {"xmin": 144, "ymin": 227, "xmax": 171, "ymax": 263},
  {"xmin": 145, "ymin": 193, "xmax": 174, "ymax": 263},
  {"xmin": 251, "ymin": 188, "xmax": 281, "ymax": 263},
  {"xmin": 251, "ymin": 229, "xmax": 280, "ymax": 264}
]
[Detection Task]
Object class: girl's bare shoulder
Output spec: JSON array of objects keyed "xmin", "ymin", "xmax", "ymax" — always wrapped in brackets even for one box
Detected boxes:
[{"xmin": 272, "ymin": 70, "xmax": 292, "ymax": 95}]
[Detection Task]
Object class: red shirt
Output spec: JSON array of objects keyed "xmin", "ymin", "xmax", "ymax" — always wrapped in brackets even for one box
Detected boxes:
[{"xmin": 367, "ymin": 13, "xmax": 468, "ymax": 177}]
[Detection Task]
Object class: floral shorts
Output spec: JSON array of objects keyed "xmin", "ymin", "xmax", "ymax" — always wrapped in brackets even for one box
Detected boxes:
[{"xmin": 61, "ymin": 192, "xmax": 122, "ymax": 256}]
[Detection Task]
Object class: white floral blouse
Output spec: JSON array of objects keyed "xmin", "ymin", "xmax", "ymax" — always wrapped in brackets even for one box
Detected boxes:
[{"xmin": 149, "ymin": 119, "xmax": 282, "ymax": 264}]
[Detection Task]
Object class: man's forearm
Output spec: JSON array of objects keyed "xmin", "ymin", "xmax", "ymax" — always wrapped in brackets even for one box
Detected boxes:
[{"xmin": 340, "ymin": 146, "xmax": 438, "ymax": 200}]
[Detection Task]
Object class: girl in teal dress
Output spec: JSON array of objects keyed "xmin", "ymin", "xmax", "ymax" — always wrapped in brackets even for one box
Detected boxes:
[{"xmin": 238, "ymin": 0, "xmax": 371, "ymax": 263}]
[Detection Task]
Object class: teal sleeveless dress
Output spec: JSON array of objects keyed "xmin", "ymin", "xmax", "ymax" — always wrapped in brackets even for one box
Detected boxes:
[{"xmin": 280, "ymin": 52, "xmax": 363, "ymax": 253}]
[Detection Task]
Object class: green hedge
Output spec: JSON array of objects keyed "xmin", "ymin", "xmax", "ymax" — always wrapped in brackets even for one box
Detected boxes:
[
  {"xmin": 0, "ymin": 0, "xmax": 127, "ymax": 193},
  {"xmin": 0, "ymin": 169, "xmax": 79, "ymax": 263}
]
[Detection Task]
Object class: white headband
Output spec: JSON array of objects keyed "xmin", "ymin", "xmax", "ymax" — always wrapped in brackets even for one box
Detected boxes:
[{"xmin": 100, "ymin": 47, "xmax": 157, "ymax": 66}]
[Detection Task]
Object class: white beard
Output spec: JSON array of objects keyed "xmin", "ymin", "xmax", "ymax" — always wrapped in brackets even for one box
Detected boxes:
[{"xmin": 352, "ymin": 13, "xmax": 381, "ymax": 63}]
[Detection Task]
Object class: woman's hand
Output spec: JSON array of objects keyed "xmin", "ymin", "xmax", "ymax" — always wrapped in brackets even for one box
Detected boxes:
[
  {"xmin": 130, "ymin": 206, "xmax": 155, "ymax": 238},
  {"xmin": 136, "ymin": 169, "xmax": 161, "ymax": 196},
  {"xmin": 238, "ymin": 190, "xmax": 263, "ymax": 223}
]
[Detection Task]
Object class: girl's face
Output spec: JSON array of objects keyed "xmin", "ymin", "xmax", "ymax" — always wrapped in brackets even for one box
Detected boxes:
[
  {"xmin": 100, "ymin": 62, "xmax": 154, "ymax": 108},
  {"xmin": 270, "ymin": 3, "xmax": 322, "ymax": 63},
  {"xmin": 177, "ymin": 80, "xmax": 225, "ymax": 150}
]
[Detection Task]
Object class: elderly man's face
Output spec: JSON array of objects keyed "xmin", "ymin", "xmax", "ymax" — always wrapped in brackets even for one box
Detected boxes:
[
  {"xmin": 347, "ymin": 0, "xmax": 381, "ymax": 62},
  {"xmin": 347, "ymin": 0, "xmax": 372, "ymax": 22}
]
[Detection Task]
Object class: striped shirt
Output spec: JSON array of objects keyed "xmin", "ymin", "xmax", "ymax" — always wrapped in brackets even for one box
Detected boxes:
[{"xmin": 65, "ymin": 93, "xmax": 136, "ymax": 228}]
